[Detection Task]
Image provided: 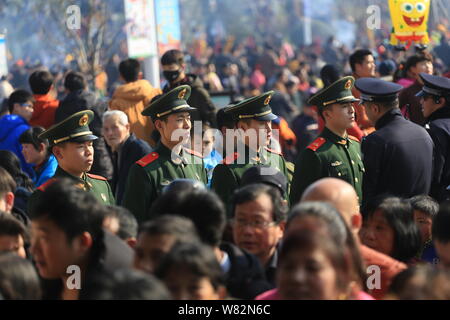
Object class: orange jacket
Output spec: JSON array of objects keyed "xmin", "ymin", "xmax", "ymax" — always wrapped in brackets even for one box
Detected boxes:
[
  {"xmin": 352, "ymin": 85, "xmax": 376, "ymax": 135},
  {"xmin": 109, "ymin": 80, "xmax": 162, "ymax": 147},
  {"xmin": 272, "ymin": 117, "xmax": 297, "ymax": 154},
  {"xmin": 30, "ymin": 94, "xmax": 59, "ymax": 129}
]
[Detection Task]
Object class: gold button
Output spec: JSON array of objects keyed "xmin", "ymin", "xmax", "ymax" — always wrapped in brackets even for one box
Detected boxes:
[
  {"xmin": 355, "ymin": 178, "xmax": 359, "ymax": 182},
  {"xmin": 351, "ymin": 160, "xmax": 355, "ymax": 165},
  {"xmin": 338, "ymin": 172, "xmax": 342, "ymax": 177}
]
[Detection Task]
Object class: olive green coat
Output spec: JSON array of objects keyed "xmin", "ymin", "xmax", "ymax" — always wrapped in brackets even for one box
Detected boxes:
[
  {"xmin": 27, "ymin": 167, "xmax": 115, "ymax": 214},
  {"xmin": 211, "ymin": 143, "xmax": 290, "ymax": 215},
  {"xmin": 122, "ymin": 142, "xmax": 207, "ymax": 223},
  {"xmin": 289, "ymin": 127, "xmax": 364, "ymax": 205}
]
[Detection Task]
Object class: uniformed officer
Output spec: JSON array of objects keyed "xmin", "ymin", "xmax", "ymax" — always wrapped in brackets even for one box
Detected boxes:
[
  {"xmin": 122, "ymin": 85, "xmax": 207, "ymax": 223},
  {"xmin": 417, "ymin": 73, "xmax": 450, "ymax": 201},
  {"xmin": 355, "ymin": 77, "xmax": 433, "ymax": 205},
  {"xmin": 210, "ymin": 91, "xmax": 290, "ymax": 214},
  {"xmin": 27, "ymin": 110, "xmax": 115, "ymax": 213},
  {"xmin": 289, "ymin": 76, "xmax": 364, "ymax": 205}
]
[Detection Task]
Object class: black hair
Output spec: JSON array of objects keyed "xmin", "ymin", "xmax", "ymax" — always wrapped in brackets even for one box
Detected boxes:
[
  {"xmin": 87, "ymin": 269, "xmax": 171, "ymax": 300},
  {"xmin": 404, "ymin": 52, "xmax": 433, "ymax": 72},
  {"xmin": 151, "ymin": 189, "xmax": 226, "ymax": 247},
  {"xmin": 389, "ymin": 264, "xmax": 450, "ymax": 300},
  {"xmin": 161, "ymin": 49, "xmax": 185, "ymax": 67},
  {"xmin": 216, "ymin": 108, "xmax": 235, "ymax": 130},
  {"xmin": 0, "ymin": 212, "xmax": 29, "ymax": 244},
  {"xmin": 155, "ymin": 242, "xmax": 225, "ymax": 290},
  {"xmin": 0, "ymin": 150, "xmax": 34, "ymax": 192},
  {"xmin": 0, "ymin": 167, "xmax": 16, "ymax": 195},
  {"xmin": 64, "ymin": 71, "xmax": 87, "ymax": 92},
  {"xmin": 28, "ymin": 70, "xmax": 54, "ymax": 95},
  {"xmin": 118, "ymin": 58, "xmax": 141, "ymax": 82},
  {"xmin": 320, "ymin": 64, "xmax": 341, "ymax": 86},
  {"xmin": 0, "ymin": 252, "xmax": 42, "ymax": 300},
  {"xmin": 365, "ymin": 196, "xmax": 421, "ymax": 263},
  {"xmin": 105, "ymin": 205, "xmax": 138, "ymax": 240},
  {"xmin": 19, "ymin": 126, "xmax": 48, "ymax": 151},
  {"xmin": 432, "ymin": 202, "xmax": 450, "ymax": 243},
  {"xmin": 286, "ymin": 201, "xmax": 367, "ymax": 288},
  {"xmin": 409, "ymin": 195, "xmax": 439, "ymax": 219},
  {"xmin": 349, "ymin": 49, "xmax": 373, "ymax": 72},
  {"xmin": 231, "ymin": 183, "xmax": 288, "ymax": 224},
  {"xmin": 7, "ymin": 89, "xmax": 34, "ymax": 113},
  {"xmin": 29, "ymin": 178, "xmax": 106, "ymax": 266},
  {"xmin": 139, "ymin": 215, "xmax": 199, "ymax": 239}
]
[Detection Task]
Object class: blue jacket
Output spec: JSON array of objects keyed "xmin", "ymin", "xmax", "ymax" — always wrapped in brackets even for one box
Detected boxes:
[
  {"xmin": 0, "ymin": 114, "xmax": 34, "ymax": 178},
  {"xmin": 33, "ymin": 154, "xmax": 58, "ymax": 187}
]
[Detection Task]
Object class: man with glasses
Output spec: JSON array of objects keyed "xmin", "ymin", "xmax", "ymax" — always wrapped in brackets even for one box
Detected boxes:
[
  {"xmin": 231, "ymin": 183, "xmax": 288, "ymax": 287},
  {"xmin": 0, "ymin": 89, "xmax": 35, "ymax": 178}
]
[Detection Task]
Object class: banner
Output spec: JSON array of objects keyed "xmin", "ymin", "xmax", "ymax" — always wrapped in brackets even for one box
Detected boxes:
[
  {"xmin": 124, "ymin": 0, "xmax": 158, "ymax": 58},
  {"xmin": 154, "ymin": 0, "xmax": 181, "ymax": 56},
  {"xmin": 0, "ymin": 35, "xmax": 7, "ymax": 77}
]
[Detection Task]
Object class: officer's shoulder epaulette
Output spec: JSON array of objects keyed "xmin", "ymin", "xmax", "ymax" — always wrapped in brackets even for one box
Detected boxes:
[
  {"xmin": 348, "ymin": 135, "xmax": 360, "ymax": 142},
  {"xmin": 307, "ymin": 137, "xmax": 327, "ymax": 152},
  {"xmin": 136, "ymin": 152, "xmax": 159, "ymax": 167},
  {"xmin": 184, "ymin": 148, "xmax": 203, "ymax": 158},
  {"xmin": 265, "ymin": 147, "xmax": 283, "ymax": 156},
  {"xmin": 37, "ymin": 178, "xmax": 57, "ymax": 191},
  {"xmin": 87, "ymin": 173, "xmax": 107, "ymax": 181},
  {"xmin": 222, "ymin": 152, "xmax": 239, "ymax": 165}
]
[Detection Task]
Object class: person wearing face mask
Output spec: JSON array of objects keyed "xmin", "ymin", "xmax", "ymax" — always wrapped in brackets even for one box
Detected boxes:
[{"xmin": 161, "ymin": 50, "xmax": 217, "ymax": 128}]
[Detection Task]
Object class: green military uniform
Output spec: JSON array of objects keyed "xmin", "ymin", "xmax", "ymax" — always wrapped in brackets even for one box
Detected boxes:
[
  {"xmin": 122, "ymin": 85, "xmax": 207, "ymax": 223},
  {"xmin": 210, "ymin": 91, "xmax": 290, "ymax": 214},
  {"xmin": 27, "ymin": 110, "xmax": 115, "ymax": 214},
  {"xmin": 289, "ymin": 76, "xmax": 365, "ymax": 205}
]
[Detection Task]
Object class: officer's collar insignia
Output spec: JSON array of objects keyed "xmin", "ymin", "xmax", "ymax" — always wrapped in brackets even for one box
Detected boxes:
[
  {"xmin": 344, "ymin": 79, "xmax": 352, "ymax": 90},
  {"xmin": 337, "ymin": 139, "xmax": 347, "ymax": 145},
  {"xmin": 75, "ymin": 183, "xmax": 86, "ymax": 191},
  {"xmin": 79, "ymin": 114, "xmax": 89, "ymax": 126},
  {"xmin": 101, "ymin": 193, "xmax": 107, "ymax": 202},
  {"xmin": 160, "ymin": 180, "xmax": 171, "ymax": 186},
  {"xmin": 178, "ymin": 88, "xmax": 187, "ymax": 99},
  {"xmin": 264, "ymin": 95, "xmax": 272, "ymax": 105},
  {"xmin": 331, "ymin": 161, "xmax": 343, "ymax": 167}
]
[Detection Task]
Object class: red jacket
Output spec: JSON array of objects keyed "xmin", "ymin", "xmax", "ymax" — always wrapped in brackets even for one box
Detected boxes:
[
  {"xmin": 360, "ymin": 244, "xmax": 407, "ymax": 299},
  {"xmin": 30, "ymin": 94, "xmax": 59, "ymax": 129}
]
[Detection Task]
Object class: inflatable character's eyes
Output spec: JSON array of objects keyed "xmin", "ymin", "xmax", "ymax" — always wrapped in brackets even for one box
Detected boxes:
[
  {"xmin": 402, "ymin": 2, "xmax": 414, "ymax": 13},
  {"xmin": 416, "ymin": 3, "xmax": 425, "ymax": 13}
]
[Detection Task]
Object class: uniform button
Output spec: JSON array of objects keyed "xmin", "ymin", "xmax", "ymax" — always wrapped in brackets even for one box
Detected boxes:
[
  {"xmin": 338, "ymin": 172, "xmax": 342, "ymax": 177},
  {"xmin": 351, "ymin": 160, "xmax": 355, "ymax": 165},
  {"xmin": 355, "ymin": 178, "xmax": 359, "ymax": 182}
]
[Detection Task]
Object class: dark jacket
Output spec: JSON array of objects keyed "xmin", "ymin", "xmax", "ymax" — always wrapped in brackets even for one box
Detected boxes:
[
  {"xmin": 426, "ymin": 106, "xmax": 450, "ymax": 201},
  {"xmin": 55, "ymin": 90, "xmax": 113, "ymax": 180},
  {"xmin": 361, "ymin": 108, "xmax": 434, "ymax": 204},
  {"xmin": 108, "ymin": 134, "xmax": 152, "ymax": 205},
  {"xmin": 163, "ymin": 74, "xmax": 217, "ymax": 127},
  {"xmin": 220, "ymin": 242, "xmax": 273, "ymax": 300},
  {"xmin": 41, "ymin": 230, "xmax": 133, "ymax": 300}
]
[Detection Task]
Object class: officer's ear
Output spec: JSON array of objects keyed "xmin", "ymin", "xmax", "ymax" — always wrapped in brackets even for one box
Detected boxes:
[
  {"xmin": 72, "ymin": 231, "xmax": 93, "ymax": 254},
  {"xmin": 52, "ymin": 144, "xmax": 64, "ymax": 160}
]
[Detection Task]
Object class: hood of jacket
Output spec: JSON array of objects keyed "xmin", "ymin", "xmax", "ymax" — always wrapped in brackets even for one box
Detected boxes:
[
  {"xmin": 0, "ymin": 114, "xmax": 28, "ymax": 141},
  {"xmin": 113, "ymin": 79, "xmax": 156, "ymax": 102}
]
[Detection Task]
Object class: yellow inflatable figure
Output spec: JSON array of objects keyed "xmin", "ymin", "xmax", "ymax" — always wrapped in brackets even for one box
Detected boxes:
[{"xmin": 389, "ymin": 0, "xmax": 431, "ymax": 50}]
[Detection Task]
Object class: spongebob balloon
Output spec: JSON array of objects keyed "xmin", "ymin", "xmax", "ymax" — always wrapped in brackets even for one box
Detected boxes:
[{"xmin": 389, "ymin": 0, "xmax": 431, "ymax": 50}]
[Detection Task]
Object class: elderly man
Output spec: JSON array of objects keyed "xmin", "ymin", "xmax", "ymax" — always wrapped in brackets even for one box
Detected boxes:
[
  {"xmin": 102, "ymin": 110, "xmax": 152, "ymax": 205},
  {"xmin": 301, "ymin": 178, "xmax": 406, "ymax": 299}
]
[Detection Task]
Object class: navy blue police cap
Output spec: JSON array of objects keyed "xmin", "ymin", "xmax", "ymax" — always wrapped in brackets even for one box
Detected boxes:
[
  {"xmin": 416, "ymin": 73, "xmax": 450, "ymax": 98},
  {"xmin": 355, "ymin": 78, "xmax": 403, "ymax": 105}
]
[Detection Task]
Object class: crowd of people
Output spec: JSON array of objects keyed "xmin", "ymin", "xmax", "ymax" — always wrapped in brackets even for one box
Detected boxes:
[{"xmin": 1, "ymin": 29, "xmax": 450, "ymax": 301}]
